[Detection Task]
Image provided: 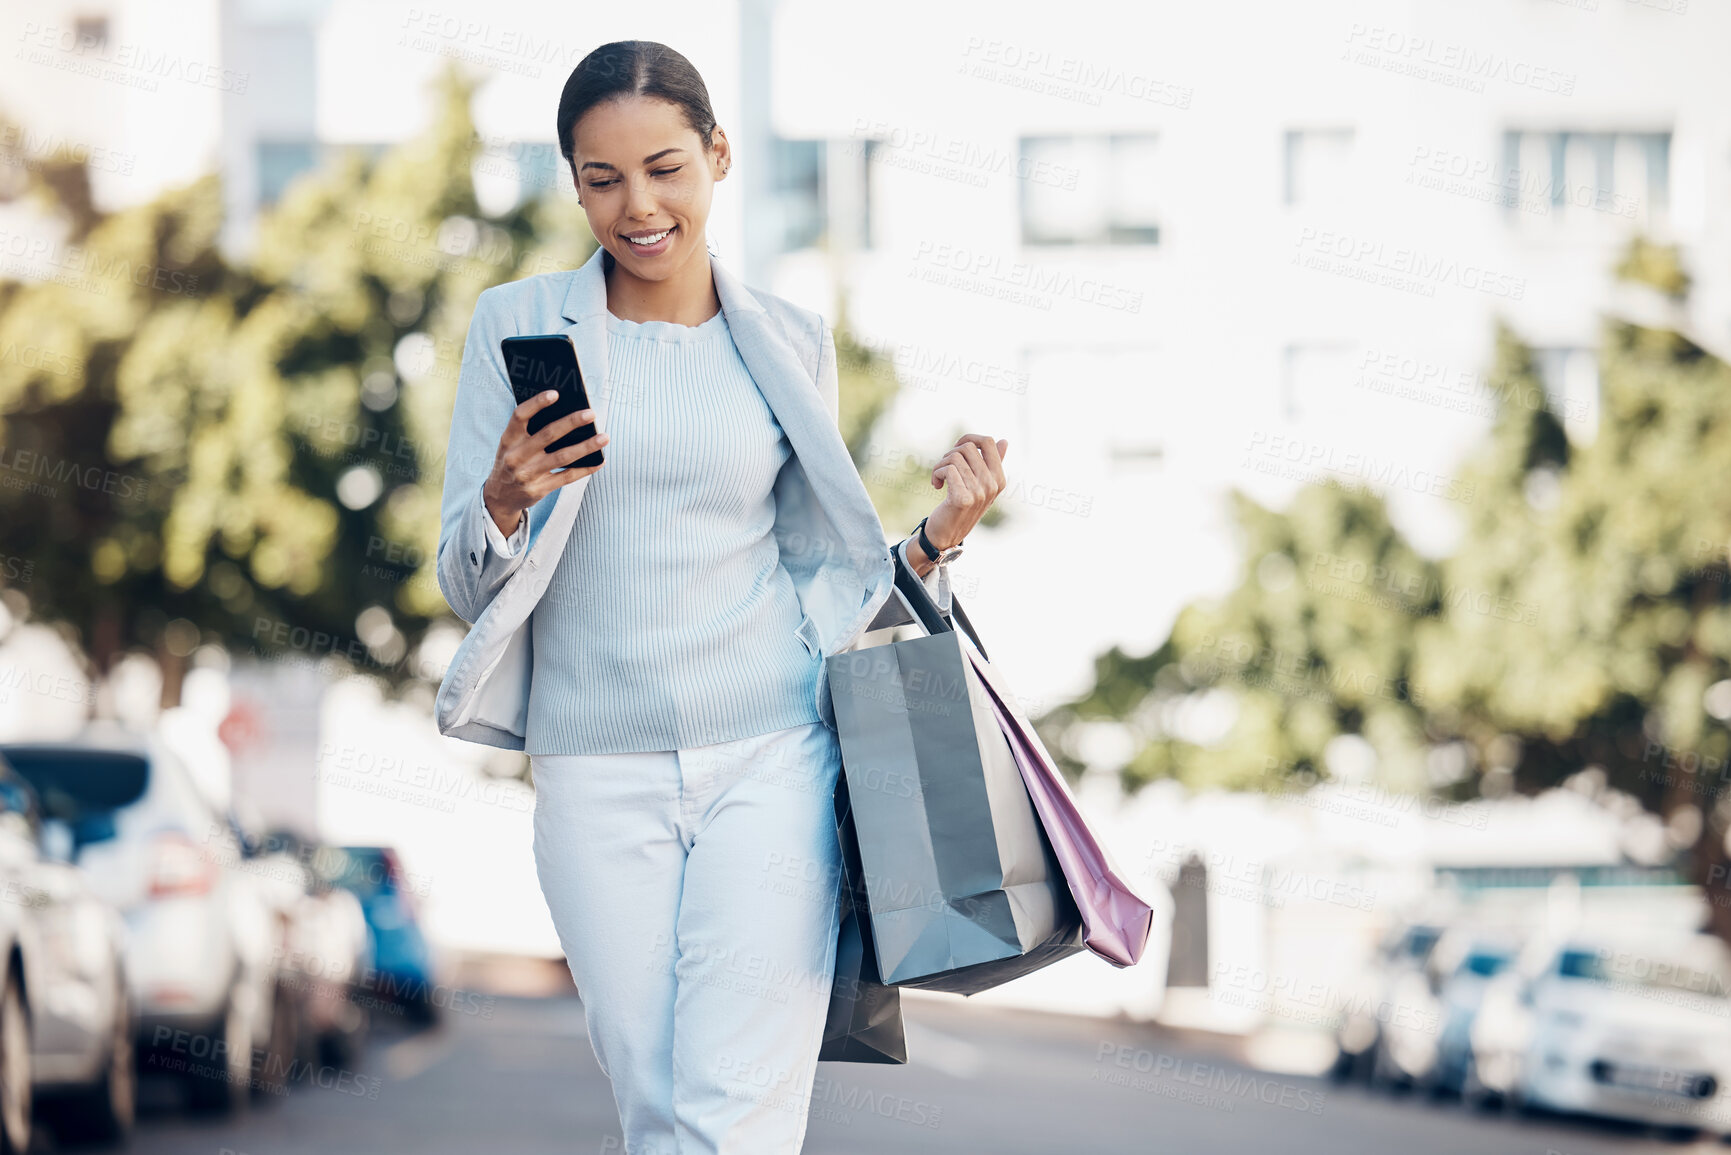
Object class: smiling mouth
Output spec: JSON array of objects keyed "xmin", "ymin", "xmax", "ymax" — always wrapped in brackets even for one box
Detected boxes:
[{"xmin": 625, "ymin": 225, "xmax": 676, "ymax": 246}]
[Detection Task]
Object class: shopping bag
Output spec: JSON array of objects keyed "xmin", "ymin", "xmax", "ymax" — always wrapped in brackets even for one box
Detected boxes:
[
  {"xmin": 818, "ymin": 772, "xmax": 907, "ymax": 1063},
  {"xmin": 961, "ymin": 641, "xmax": 1157, "ymax": 966},
  {"xmin": 824, "ymin": 551, "xmax": 1085, "ymax": 994}
]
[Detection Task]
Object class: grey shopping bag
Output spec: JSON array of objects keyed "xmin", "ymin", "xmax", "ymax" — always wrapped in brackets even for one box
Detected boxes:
[
  {"xmin": 823, "ymin": 551, "xmax": 1084, "ymax": 994},
  {"xmin": 818, "ymin": 771, "xmax": 907, "ymax": 1063}
]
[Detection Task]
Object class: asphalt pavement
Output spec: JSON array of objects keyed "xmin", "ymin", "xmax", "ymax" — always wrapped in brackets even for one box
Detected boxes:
[{"xmin": 104, "ymin": 992, "xmax": 1713, "ymax": 1155}]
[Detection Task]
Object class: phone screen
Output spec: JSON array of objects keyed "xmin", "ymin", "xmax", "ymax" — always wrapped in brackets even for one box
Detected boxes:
[{"xmin": 500, "ymin": 335, "xmax": 603, "ymax": 467}]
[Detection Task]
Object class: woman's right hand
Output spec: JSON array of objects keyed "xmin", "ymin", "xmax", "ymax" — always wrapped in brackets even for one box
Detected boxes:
[{"xmin": 482, "ymin": 391, "xmax": 609, "ymax": 537}]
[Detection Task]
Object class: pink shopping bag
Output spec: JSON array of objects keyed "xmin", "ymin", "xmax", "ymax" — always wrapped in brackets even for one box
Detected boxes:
[{"xmin": 960, "ymin": 641, "xmax": 1157, "ymax": 968}]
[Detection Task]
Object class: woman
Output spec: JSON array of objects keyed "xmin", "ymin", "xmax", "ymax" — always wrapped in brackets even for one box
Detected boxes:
[{"xmin": 436, "ymin": 40, "xmax": 1009, "ymax": 1154}]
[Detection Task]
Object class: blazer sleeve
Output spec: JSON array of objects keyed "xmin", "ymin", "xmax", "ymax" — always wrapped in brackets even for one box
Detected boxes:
[{"xmin": 437, "ymin": 288, "xmax": 531, "ymax": 625}]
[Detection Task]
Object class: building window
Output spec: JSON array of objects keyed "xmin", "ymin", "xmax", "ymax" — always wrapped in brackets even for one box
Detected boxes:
[
  {"xmin": 768, "ymin": 137, "xmax": 873, "ymax": 255},
  {"xmin": 1019, "ymin": 134, "xmax": 1160, "ymax": 247},
  {"xmin": 1281, "ymin": 344, "xmax": 1357, "ymax": 422},
  {"xmin": 1501, "ymin": 130, "xmax": 1670, "ymax": 229},
  {"xmin": 256, "ymin": 141, "xmax": 318, "ymax": 206},
  {"xmin": 771, "ymin": 138, "xmax": 824, "ymax": 253},
  {"xmin": 72, "ymin": 15, "xmax": 108, "ymax": 51},
  {"xmin": 1284, "ymin": 129, "xmax": 1354, "ymax": 209}
]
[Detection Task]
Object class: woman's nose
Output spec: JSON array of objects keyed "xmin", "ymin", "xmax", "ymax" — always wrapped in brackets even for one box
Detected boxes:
[{"xmin": 626, "ymin": 175, "xmax": 658, "ymax": 219}]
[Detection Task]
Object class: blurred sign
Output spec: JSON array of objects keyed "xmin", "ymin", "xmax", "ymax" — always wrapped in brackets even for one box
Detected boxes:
[{"xmin": 218, "ymin": 698, "xmax": 265, "ymax": 755}]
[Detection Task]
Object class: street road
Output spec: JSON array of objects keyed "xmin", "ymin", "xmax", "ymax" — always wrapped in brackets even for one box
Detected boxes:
[{"xmin": 111, "ymin": 993, "xmax": 1707, "ymax": 1155}]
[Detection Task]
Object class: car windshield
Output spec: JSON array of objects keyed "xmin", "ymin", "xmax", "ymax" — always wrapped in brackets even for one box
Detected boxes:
[
  {"xmin": 1557, "ymin": 945, "xmax": 1731, "ymax": 999},
  {"xmin": 0, "ymin": 747, "xmax": 149, "ymax": 818},
  {"xmin": 1397, "ymin": 927, "xmax": 1442, "ymax": 961},
  {"xmin": 1462, "ymin": 951, "xmax": 1511, "ymax": 978},
  {"xmin": 331, "ymin": 847, "xmax": 397, "ymax": 898}
]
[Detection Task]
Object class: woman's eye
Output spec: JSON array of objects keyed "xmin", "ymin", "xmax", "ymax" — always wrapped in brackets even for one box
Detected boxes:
[
  {"xmin": 587, "ymin": 180, "xmax": 615, "ymax": 189},
  {"xmin": 652, "ymin": 167, "xmax": 683, "ymax": 177}
]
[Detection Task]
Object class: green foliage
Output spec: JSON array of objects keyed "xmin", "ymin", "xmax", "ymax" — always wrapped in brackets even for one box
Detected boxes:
[
  {"xmin": 1046, "ymin": 238, "xmax": 1731, "ymax": 837},
  {"xmin": 0, "ymin": 64, "xmax": 593, "ymax": 689}
]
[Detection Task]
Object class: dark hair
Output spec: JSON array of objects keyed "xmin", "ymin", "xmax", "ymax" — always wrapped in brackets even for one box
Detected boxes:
[{"xmin": 556, "ymin": 41, "xmax": 718, "ymax": 180}]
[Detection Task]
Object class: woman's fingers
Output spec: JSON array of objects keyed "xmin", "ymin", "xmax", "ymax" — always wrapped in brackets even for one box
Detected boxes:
[
  {"xmin": 545, "ymin": 430, "xmax": 610, "ymax": 471},
  {"xmin": 510, "ymin": 389, "xmax": 563, "ymax": 433},
  {"xmin": 529, "ymin": 407, "xmax": 599, "ymax": 451},
  {"xmin": 952, "ymin": 434, "xmax": 1007, "ymax": 491}
]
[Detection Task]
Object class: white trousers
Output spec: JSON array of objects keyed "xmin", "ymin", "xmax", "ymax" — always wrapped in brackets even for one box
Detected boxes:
[{"xmin": 530, "ymin": 720, "xmax": 844, "ymax": 1155}]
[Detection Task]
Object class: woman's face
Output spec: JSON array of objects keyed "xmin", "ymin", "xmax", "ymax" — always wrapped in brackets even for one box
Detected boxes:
[{"xmin": 568, "ymin": 95, "xmax": 727, "ymax": 283}]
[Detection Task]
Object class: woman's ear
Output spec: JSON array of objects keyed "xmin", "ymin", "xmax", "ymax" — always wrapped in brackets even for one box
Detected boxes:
[{"xmin": 711, "ymin": 127, "xmax": 731, "ymax": 180}]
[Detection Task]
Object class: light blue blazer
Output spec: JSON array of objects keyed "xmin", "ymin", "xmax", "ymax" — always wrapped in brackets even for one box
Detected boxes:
[{"xmin": 433, "ymin": 243, "xmax": 950, "ymax": 750}]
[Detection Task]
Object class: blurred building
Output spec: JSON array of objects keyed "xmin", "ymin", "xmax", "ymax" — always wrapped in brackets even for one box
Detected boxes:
[
  {"xmin": 3, "ymin": 0, "xmax": 1727, "ymax": 709},
  {"xmin": 3, "ymin": 0, "xmax": 1727, "ymax": 999}
]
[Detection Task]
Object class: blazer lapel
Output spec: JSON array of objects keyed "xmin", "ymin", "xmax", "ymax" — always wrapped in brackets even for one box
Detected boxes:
[
  {"xmin": 552, "ymin": 245, "xmax": 887, "ymax": 580},
  {"xmin": 708, "ymin": 256, "xmax": 889, "ymax": 575}
]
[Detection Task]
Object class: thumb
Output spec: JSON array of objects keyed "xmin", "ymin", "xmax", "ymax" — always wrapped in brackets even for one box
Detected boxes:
[{"xmin": 997, "ymin": 438, "xmax": 1009, "ymax": 459}]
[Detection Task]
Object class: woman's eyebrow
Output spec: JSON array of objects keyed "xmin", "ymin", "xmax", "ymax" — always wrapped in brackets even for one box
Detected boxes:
[{"xmin": 578, "ymin": 148, "xmax": 689, "ymax": 173}]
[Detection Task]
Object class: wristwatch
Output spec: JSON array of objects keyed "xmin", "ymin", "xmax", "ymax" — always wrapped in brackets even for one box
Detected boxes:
[{"xmin": 913, "ymin": 516, "xmax": 964, "ymax": 565}]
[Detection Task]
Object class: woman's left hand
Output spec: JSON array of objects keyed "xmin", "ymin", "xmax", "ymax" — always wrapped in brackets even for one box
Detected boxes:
[{"xmin": 922, "ymin": 434, "xmax": 1009, "ymax": 552}]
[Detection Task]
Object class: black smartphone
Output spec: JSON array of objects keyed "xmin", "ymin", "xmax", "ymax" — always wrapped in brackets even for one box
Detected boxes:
[{"xmin": 500, "ymin": 334, "xmax": 603, "ymax": 467}]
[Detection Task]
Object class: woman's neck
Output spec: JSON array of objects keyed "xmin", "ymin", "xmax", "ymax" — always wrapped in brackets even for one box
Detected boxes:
[{"xmin": 603, "ymin": 247, "xmax": 722, "ymax": 326}]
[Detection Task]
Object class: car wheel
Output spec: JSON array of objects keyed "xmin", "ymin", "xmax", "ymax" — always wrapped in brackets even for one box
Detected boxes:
[
  {"xmin": 182, "ymin": 993, "xmax": 250, "ymax": 1115},
  {"xmin": 252, "ymin": 984, "xmax": 297, "ymax": 1100},
  {"xmin": 0, "ymin": 969, "xmax": 31, "ymax": 1155},
  {"xmin": 42, "ymin": 981, "xmax": 135, "ymax": 1146}
]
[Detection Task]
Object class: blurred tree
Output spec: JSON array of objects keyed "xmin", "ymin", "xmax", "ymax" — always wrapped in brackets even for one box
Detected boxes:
[
  {"xmin": 1043, "ymin": 235, "xmax": 1731, "ymax": 902},
  {"xmin": 0, "ymin": 64, "xmax": 593, "ymax": 705},
  {"xmin": 1040, "ymin": 481, "xmax": 1437, "ymax": 793}
]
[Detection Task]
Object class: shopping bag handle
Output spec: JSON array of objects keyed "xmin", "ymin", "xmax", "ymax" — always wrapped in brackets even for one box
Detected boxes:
[{"xmin": 891, "ymin": 544, "xmax": 990, "ymax": 662}]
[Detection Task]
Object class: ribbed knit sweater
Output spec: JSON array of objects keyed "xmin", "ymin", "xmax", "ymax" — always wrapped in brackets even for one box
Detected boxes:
[{"xmin": 485, "ymin": 307, "xmax": 825, "ymax": 755}]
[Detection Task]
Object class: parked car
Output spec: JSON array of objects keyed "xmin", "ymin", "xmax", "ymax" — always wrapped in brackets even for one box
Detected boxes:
[
  {"xmin": 1508, "ymin": 933, "xmax": 1731, "ymax": 1136},
  {"xmin": 1331, "ymin": 921, "xmax": 1444, "ymax": 1084},
  {"xmin": 331, "ymin": 846, "xmax": 436, "ymax": 1024},
  {"xmin": 0, "ymin": 752, "xmax": 135, "ymax": 1150},
  {"xmin": 1423, "ymin": 932, "xmax": 1519, "ymax": 1095},
  {"xmin": 259, "ymin": 828, "xmax": 372, "ymax": 1067},
  {"xmin": 1, "ymin": 729, "xmax": 283, "ymax": 1115}
]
